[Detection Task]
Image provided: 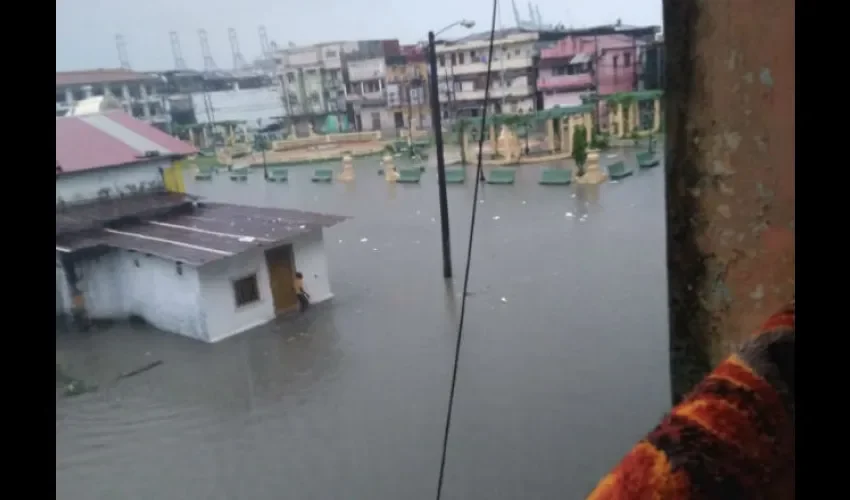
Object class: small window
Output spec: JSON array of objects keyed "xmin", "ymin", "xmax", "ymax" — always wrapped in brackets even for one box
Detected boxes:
[
  {"xmin": 439, "ymin": 55, "xmax": 445, "ymax": 67},
  {"xmin": 624, "ymin": 53, "xmax": 632, "ymax": 67},
  {"xmin": 233, "ymin": 274, "xmax": 260, "ymax": 307},
  {"xmin": 458, "ymin": 53, "xmax": 465, "ymax": 64},
  {"xmin": 612, "ymin": 56, "xmax": 619, "ymax": 68}
]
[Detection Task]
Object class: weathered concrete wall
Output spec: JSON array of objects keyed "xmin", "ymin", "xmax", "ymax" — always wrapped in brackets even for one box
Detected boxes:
[{"xmin": 664, "ymin": 0, "xmax": 794, "ymax": 402}]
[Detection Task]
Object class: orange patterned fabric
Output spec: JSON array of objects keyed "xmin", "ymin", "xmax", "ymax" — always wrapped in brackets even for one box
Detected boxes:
[{"xmin": 587, "ymin": 303, "xmax": 795, "ymax": 499}]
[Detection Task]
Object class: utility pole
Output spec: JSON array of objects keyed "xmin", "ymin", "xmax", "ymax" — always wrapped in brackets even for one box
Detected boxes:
[{"xmin": 427, "ymin": 31, "xmax": 453, "ymax": 279}]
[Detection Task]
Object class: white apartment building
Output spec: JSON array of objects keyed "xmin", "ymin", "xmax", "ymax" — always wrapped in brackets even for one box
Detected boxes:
[
  {"xmin": 55, "ymin": 69, "xmax": 170, "ymax": 128},
  {"xmin": 275, "ymin": 42, "xmax": 358, "ymax": 118},
  {"xmin": 435, "ymin": 31, "xmax": 540, "ymax": 118},
  {"xmin": 345, "ymin": 57, "xmax": 395, "ymax": 132}
]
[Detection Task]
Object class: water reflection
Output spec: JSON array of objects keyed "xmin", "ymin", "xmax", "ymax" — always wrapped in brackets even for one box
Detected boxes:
[{"xmin": 57, "ymin": 153, "xmax": 672, "ymax": 500}]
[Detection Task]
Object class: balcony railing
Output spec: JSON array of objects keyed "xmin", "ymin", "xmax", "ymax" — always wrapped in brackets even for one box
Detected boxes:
[
  {"xmin": 537, "ymin": 73, "xmax": 593, "ymax": 90},
  {"xmin": 446, "ymin": 85, "xmax": 533, "ymax": 102},
  {"xmin": 444, "ymin": 57, "xmax": 533, "ymax": 77}
]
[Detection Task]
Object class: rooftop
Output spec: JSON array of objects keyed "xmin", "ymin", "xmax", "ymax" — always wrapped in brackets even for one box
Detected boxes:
[
  {"xmin": 56, "ymin": 111, "xmax": 197, "ymax": 175},
  {"xmin": 56, "ymin": 69, "xmax": 160, "ymax": 86},
  {"xmin": 57, "ymin": 199, "xmax": 348, "ymax": 266}
]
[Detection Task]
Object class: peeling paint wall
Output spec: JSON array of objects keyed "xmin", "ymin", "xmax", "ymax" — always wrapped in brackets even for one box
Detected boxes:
[{"xmin": 664, "ymin": 0, "xmax": 794, "ymax": 403}]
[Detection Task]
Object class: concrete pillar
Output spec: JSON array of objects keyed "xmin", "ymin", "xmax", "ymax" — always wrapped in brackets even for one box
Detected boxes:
[
  {"xmin": 378, "ymin": 79, "xmax": 384, "ymax": 91},
  {"xmin": 664, "ymin": 0, "xmax": 794, "ymax": 403},
  {"xmin": 584, "ymin": 113, "xmax": 593, "ymax": 141},
  {"xmin": 617, "ymin": 103, "xmax": 625, "ymax": 138},
  {"xmin": 461, "ymin": 128, "xmax": 470, "ymax": 164},
  {"xmin": 360, "ymin": 82, "xmax": 365, "ymax": 95},
  {"xmin": 630, "ymin": 102, "xmax": 638, "ymax": 132},
  {"xmin": 566, "ymin": 117, "xmax": 576, "ymax": 155},
  {"xmin": 202, "ymin": 127, "xmax": 210, "ymax": 147},
  {"xmin": 546, "ymin": 119, "xmax": 555, "ymax": 152},
  {"xmin": 653, "ymin": 98, "xmax": 662, "ymax": 132},
  {"xmin": 143, "ymin": 103, "xmax": 151, "ymax": 118},
  {"xmin": 489, "ymin": 125, "xmax": 498, "ymax": 154},
  {"xmin": 82, "ymin": 85, "xmax": 93, "ymax": 98},
  {"xmin": 188, "ymin": 128, "xmax": 196, "ymax": 146},
  {"xmin": 64, "ymin": 89, "xmax": 74, "ymax": 105}
]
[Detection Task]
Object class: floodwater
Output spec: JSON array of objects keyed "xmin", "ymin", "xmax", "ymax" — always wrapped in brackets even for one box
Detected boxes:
[{"xmin": 56, "ymin": 150, "xmax": 671, "ymax": 500}]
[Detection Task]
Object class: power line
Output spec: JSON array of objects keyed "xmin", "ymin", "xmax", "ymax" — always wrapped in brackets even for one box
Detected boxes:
[{"xmin": 433, "ymin": 1, "xmax": 499, "ymax": 499}]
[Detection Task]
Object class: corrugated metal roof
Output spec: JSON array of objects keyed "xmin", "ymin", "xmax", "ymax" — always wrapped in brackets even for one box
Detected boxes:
[{"xmin": 56, "ymin": 111, "xmax": 198, "ymax": 174}]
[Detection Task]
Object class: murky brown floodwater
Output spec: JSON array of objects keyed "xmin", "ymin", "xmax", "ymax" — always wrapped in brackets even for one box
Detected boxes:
[{"xmin": 57, "ymin": 149, "xmax": 671, "ymax": 499}]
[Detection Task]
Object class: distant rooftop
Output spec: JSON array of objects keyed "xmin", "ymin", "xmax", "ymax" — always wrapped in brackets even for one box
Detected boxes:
[{"xmin": 56, "ymin": 68, "xmax": 159, "ymax": 86}]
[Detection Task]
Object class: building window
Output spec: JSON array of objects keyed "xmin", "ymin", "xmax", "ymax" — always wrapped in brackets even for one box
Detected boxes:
[
  {"xmin": 470, "ymin": 50, "xmax": 477, "ymax": 60},
  {"xmin": 515, "ymin": 49, "xmax": 521, "ymax": 56},
  {"xmin": 287, "ymin": 73, "xmax": 296, "ymax": 83},
  {"xmin": 624, "ymin": 53, "xmax": 632, "ymax": 67},
  {"xmin": 439, "ymin": 55, "xmax": 445, "ymax": 67},
  {"xmin": 326, "ymin": 50, "xmax": 337, "ymax": 58},
  {"xmin": 450, "ymin": 53, "xmax": 456, "ymax": 66},
  {"xmin": 458, "ymin": 53, "xmax": 465, "ymax": 64},
  {"xmin": 233, "ymin": 274, "xmax": 260, "ymax": 307},
  {"xmin": 613, "ymin": 55, "xmax": 619, "ymax": 68}
]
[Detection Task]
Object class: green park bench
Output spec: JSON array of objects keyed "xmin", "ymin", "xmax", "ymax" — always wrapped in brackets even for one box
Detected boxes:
[
  {"xmin": 539, "ymin": 168, "xmax": 573, "ymax": 185},
  {"xmin": 486, "ymin": 168, "xmax": 517, "ymax": 185},
  {"xmin": 265, "ymin": 168, "xmax": 289, "ymax": 182},
  {"xmin": 636, "ymin": 152, "xmax": 660, "ymax": 168},
  {"xmin": 312, "ymin": 168, "xmax": 334, "ymax": 182},
  {"xmin": 607, "ymin": 161, "xmax": 633, "ymax": 180}
]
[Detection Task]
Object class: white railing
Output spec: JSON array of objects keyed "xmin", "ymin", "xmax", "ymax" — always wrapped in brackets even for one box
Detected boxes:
[
  {"xmin": 446, "ymin": 85, "xmax": 533, "ymax": 102},
  {"xmin": 445, "ymin": 57, "xmax": 534, "ymax": 76}
]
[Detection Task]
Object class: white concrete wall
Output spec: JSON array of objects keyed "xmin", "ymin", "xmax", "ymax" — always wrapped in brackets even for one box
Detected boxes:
[
  {"xmin": 543, "ymin": 91, "xmax": 584, "ymax": 110},
  {"xmin": 347, "ymin": 58, "xmax": 386, "ymax": 82},
  {"xmin": 56, "ymin": 159, "xmax": 169, "ymax": 205},
  {"xmin": 198, "ymin": 247, "xmax": 276, "ymax": 343},
  {"xmin": 57, "ymin": 231, "xmax": 333, "ymax": 343},
  {"xmin": 67, "ymin": 249, "xmax": 208, "ymax": 341},
  {"xmin": 192, "ymin": 87, "xmax": 284, "ymax": 126},
  {"xmin": 292, "ymin": 230, "xmax": 332, "ymax": 303}
]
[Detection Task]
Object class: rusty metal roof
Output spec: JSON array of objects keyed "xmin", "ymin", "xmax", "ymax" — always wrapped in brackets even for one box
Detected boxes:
[
  {"xmin": 56, "ymin": 191, "xmax": 197, "ymax": 237},
  {"xmin": 57, "ymin": 202, "xmax": 349, "ymax": 266}
]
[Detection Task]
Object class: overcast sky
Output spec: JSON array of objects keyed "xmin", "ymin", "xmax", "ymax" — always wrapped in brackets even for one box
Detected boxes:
[{"xmin": 56, "ymin": 0, "xmax": 662, "ymax": 72}]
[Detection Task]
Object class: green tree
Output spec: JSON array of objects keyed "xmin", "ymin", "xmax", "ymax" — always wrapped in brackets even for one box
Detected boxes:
[{"xmin": 573, "ymin": 125, "xmax": 588, "ymax": 175}]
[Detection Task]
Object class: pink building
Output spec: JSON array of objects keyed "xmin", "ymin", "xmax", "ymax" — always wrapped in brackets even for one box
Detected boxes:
[{"xmin": 537, "ymin": 29, "xmax": 652, "ymax": 114}]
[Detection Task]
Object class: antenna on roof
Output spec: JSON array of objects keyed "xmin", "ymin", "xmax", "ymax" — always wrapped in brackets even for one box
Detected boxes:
[
  {"xmin": 115, "ymin": 34, "xmax": 131, "ymax": 70},
  {"xmin": 170, "ymin": 31, "xmax": 188, "ymax": 70}
]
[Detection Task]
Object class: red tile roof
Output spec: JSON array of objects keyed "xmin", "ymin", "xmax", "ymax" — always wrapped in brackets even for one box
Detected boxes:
[
  {"xmin": 56, "ymin": 69, "xmax": 156, "ymax": 86},
  {"xmin": 56, "ymin": 111, "xmax": 198, "ymax": 174}
]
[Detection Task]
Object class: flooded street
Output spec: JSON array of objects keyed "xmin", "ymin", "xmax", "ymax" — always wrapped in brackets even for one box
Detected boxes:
[{"xmin": 56, "ymin": 152, "xmax": 671, "ymax": 500}]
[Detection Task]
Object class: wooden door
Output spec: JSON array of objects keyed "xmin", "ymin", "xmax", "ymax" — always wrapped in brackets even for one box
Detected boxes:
[{"xmin": 265, "ymin": 245, "xmax": 298, "ymax": 314}]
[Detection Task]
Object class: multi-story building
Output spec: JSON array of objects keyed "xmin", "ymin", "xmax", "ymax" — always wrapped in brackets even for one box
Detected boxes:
[
  {"xmin": 435, "ymin": 30, "xmax": 540, "ymax": 118},
  {"xmin": 536, "ymin": 24, "xmax": 659, "ymax": 110},
  {"xmin": 56, "ymin": 69, "xmax": 170, "ymax": 129},
  {"xmin": 276, "ymin": 41, "xmax": 357, "ymax": 134},
  {"xmin": 345, "ymin": 56, "xmax": 392, "ymax": 132},
  {"xmin": 385, "ymin": 50, "xmax": 430, "ymax": 134}
]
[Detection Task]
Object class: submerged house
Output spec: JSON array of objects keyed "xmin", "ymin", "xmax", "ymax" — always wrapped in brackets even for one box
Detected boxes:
[{"xmin": 56, "ymin": 111, "xmax": 347, "ymax": 342}]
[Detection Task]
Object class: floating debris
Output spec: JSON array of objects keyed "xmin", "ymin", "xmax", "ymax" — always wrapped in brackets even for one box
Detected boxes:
[
  {"xmin": 372, "ymin": 248, "xmax": 379, "ymax": 252},
  {"xmin": 500, "ymin": 297, "xmax": 508, "ymax": 304},
  {"xmin": 238, "ymin": 236, "xmax": 256, "ymax": 243},
  {"xmin": 338, "ymin": 239, "xmax": 343, "ymax": 244},
  {"xmin": 565, "ymin": 212, "xmax": 574, "ymax": 218},
  {"xmin": 492, "ymin": 216, "xmax": 501, "ymax": 221},
  {"xmin": 116, "ymin": 360, "xmax": 163, "ymax": 380},
  {"xmin": 521, "ymin": 200, "xmax": 527, "ymax": 205},
  {"xmin": 360, "ymin": 237, "xmax": 369, "ymax": 243}
]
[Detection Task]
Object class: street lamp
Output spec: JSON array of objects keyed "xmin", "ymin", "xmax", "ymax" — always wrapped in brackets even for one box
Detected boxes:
[
  {"xmin": 434, "ymin": 19, "xmax": 476, "ymax": 38},
  {"xmin": 427, "ymin": 19, "xmax": 475, "ymax": 280}
]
